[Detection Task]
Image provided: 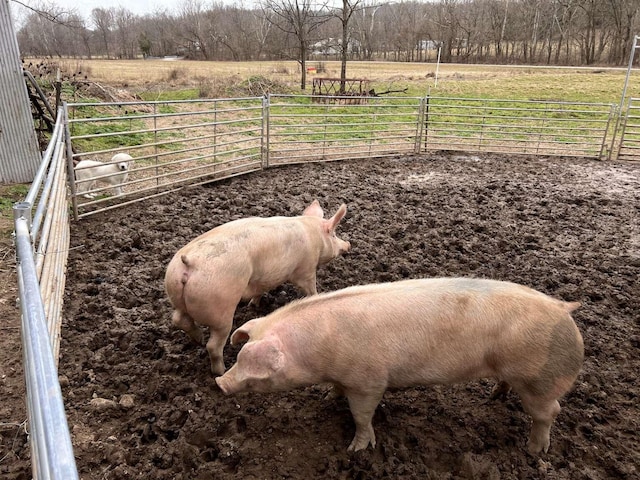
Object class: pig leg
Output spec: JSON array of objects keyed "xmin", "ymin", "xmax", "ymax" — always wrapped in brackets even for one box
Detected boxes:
[
  {"xmin": 199, "ymin": 299, "xmax": 239, "ymax": 375},
  {"xmin": 172, "ymin": 309, "xmax": 203, "ymax": 345},
  {"xmin": 205, "ymin": 321, "xmax": 234, "ymax": 376},
  {"xmin": 292, "ymin": 272, "xmax": 318, "ymax": 297},
  {"xmin": 518, "ymin": 391, "xmax": 561, "ymax": 455},
  {"xmin": 345, "ymin": 390, "xmax": 384, "ymax": 452}
]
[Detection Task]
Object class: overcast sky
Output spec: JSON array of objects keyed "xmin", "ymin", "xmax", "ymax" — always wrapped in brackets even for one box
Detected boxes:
[{"xmin": 13, "ymin": 0, "xmax": 255, "ymax": 24}]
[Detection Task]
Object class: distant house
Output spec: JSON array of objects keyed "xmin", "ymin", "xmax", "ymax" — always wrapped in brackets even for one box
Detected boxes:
[
  {"xmin": 419, "ymin": 40, "xmax": 441, "ymax": 50},
  {"xmin": 311, "ymin": 38, "xmax": 361, "ymax": 56},
  {"xmin": 418, "ymin": 38, "xmax": 468, "ymax": 50}
]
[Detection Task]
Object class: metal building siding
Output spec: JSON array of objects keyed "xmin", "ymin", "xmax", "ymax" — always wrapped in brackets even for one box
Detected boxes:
[{"xmin": 0, "ymin": 0, "xmax": 41, "ymax": 184}]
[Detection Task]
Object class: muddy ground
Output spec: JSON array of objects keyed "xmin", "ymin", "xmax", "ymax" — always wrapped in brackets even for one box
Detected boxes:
[{"xmin": 57, "ymin": 152, "xmax": 638, "ymax": 480}]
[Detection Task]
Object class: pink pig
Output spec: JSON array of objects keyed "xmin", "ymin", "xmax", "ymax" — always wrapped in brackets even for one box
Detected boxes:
[
  {"xmin": 216, "ymin": 277, "xmax": 584, "ymax": 455},
  {"xmin": 164, "ymin": 200, "xmax": 350, "ymax": 375}
]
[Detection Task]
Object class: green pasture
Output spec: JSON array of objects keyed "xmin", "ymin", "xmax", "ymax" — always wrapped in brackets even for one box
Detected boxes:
[
  {"xmin": 49, "ymin": 59, "xmax": 630, "ymax": 103},
  {"xmin": 53, "ymin": 61, "xmax": 632, "ymax": 164}
]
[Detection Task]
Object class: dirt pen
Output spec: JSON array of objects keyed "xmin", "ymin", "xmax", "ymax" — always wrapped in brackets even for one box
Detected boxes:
[
  {"xmin": 10, "ymin": 90, "xmax": 640, "ymax": 479},
  {"xmin": 59, "ymin": 152, "xmax": 639, "ymax": 479}
]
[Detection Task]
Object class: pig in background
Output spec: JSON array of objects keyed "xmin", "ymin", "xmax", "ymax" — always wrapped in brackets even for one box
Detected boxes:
[
  {"xmin": 74, "ymin": 153, "xmax": 134, "ymax": 198},
  {"xmin": 164, "ymin": 200, "xmax": 350, "ymax": 376},
  {"xmin": 216, "ymin": 277, "xmax": 584, "ymax": 455}
]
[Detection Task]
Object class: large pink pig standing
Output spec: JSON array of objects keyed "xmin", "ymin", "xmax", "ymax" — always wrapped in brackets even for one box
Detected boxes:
[
  {"xmin": 216, "ymin": 277, "xmax": 584, "ymax": 455},
  {"xmin": 164, "ymin": 200, "xmax": 350, "ymax": 375}
]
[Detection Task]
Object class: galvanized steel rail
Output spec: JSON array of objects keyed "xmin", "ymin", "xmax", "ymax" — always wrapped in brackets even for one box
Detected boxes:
[
  {"xmin": 64, "ymin": 94, "xmax": 622, "ymax": 218},
  {"xmin": 13, "ymin": 109, "xmax": 78, "ymax": 480}
]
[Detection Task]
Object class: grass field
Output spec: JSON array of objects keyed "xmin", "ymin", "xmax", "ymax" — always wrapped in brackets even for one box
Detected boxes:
[{"xmin": 44, "ymin": 58, "xmax": 636, "ymax": 105}]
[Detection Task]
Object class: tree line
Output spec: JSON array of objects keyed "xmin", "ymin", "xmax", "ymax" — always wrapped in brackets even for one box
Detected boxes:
[{"xmin": 14, "ymin": 0, "xmax": 640, "ymax": 67}]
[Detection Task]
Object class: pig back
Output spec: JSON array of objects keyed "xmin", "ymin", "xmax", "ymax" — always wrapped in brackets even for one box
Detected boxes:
[
  {"xmin": 166, "ymin": 215, "xmax": 325, "ymax": 304},
  {"xmin": 272, "ymin": 278, "xmax": 583, "ymax": 391}
]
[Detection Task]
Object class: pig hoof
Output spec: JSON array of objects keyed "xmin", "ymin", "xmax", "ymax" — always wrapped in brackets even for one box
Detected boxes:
[
  {"xmin": 248, "ymin": 296, "xmax": 262, "ymax": 308},
  {"xmin": 347, "ymin": 434, "xmax": 376, "ymax": 452},
  {"xmin": 526, "ymin": 438, "xmax": 550, "ymax": 456},
  {"xmin": 323, "ymin": 385, "xmax": 344, "ymax": 401},
  {"xmin": 490, "ymin": 381, "xmax": 512, "ymax": 401}
]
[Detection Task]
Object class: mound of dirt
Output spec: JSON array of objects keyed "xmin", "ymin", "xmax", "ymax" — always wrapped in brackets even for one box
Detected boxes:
[{"xmin": 57, "ymin": 152, "xmax": 638, "ymax": 479}]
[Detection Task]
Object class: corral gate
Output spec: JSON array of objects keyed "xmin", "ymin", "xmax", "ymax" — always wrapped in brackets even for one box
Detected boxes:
[
  {"xmin": 617, "ymin": 98, "xmax": 640, "ymax": 162},
  {"xmin": 615, "ymin": 35, "xmax": 640, "ymax": 162}
]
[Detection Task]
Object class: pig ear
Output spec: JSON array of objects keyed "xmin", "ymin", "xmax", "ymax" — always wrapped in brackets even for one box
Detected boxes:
[
  {"xmin": 327, "ymin": 203, "xmax": 347, "ymax": 231},
  {"xmin": 230, "ymin": 319, "xmax": 259, "ymax": 345},
  {"xmin": 302, "ymin": 200, "xmax": 324, "ymax": 218},
  {"xmin": 251, "ymin": 339, "xmax": 285, "ymax": 373}
]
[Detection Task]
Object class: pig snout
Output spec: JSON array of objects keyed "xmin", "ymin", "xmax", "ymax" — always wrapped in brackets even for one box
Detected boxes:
[{"xmin": 338, "ymin": 239, "xmax": 351, "ymax": 255}]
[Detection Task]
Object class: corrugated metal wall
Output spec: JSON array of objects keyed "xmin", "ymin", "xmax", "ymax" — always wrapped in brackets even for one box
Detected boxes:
[{"xmin": 0, "ymin": 0, "xmax": 41, "ymax": 184}]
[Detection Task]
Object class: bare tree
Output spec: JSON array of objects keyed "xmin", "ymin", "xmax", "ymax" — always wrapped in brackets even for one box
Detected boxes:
[
  {"xmin": 14, "ymin": 1, "xmax": 88, "ymax": 57},
  {"xmin": 261, "ymin": 0, "xmax": 330, "ymax": 89},
  {"xmin": 114, "ymin": 8, "xmax": 138, "ymax": 59},
  {"xmin": 331, "ymin": 0, "xmax": 363, "ymax": 91},
  {"xmin": 251, "ymin": 9, "xmax": 275, "ymax": 59},
  {"xmin": 13, "ymin": 0, "xmax": 639, "ymax": 70},
  {"xmin": 429, "ymin": 0, "xmax": 461, "ymax": 63},
  {"xmin": 603, "ymin": 0, "xmax": 637, "ymax": 65},
  {"xmin": 92, "ymin": 8, "xmax": 115, "ymax": 58},
  {"xmin": 216, "ymin": 5, "xmax": 271, "ymax": 60},
  {"xmin": 351, "ymin": 1, "xmax": 385, "ymax": 60},
  {"xmin": 139, "ymin": 9, "xmax": 180, "ymax": 57},
  {"xmin": 574, "ymin": 0, "xmax": 606, "ymax": 64}
]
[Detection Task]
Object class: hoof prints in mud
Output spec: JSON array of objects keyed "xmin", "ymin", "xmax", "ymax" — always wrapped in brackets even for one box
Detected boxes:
[{"xmin": 62, "ymin": 153, "xmax": 639, "ymax": 480}]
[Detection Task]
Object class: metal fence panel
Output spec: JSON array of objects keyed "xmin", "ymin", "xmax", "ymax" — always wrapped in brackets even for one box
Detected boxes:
[
  {"xmin": 62, "ymin": 94, "xmax": 620, "ymax": 218},
  {"xmin": 423, "ymin": 97, "xmax": 616, "ymax": 158},
  {"xmin": 65, "ymin": 97, "xmax": 265, "ymax": 218},
  {"xmin": 617, "ymin": 97, "xmax": 640, "ymax": 162},
  {"xmin": 266, "ymin": 94, "xmax": 424, "ymax": 165}
]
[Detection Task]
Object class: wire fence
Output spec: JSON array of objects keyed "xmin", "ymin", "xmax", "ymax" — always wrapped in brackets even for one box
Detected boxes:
[
  {"xmin": 266, "ymin": 94, "xmax": 424, "ymax": 165},
  {"xmin": 423, "ymin": 97, "xmax": 615, "ymax": 158},
  {"xmin": 65, "ymin": 93, "xmax": 628, "ymax": 218},
  {"xmin": 12, "ymin": 91, "xmax": 639, "ymax": 479}
]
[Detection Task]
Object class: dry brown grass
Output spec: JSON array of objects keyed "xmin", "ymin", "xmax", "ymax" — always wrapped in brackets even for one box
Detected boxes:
[{"xmin": 42, "ymin": 58, "xmax": 634, "ymax": 103}]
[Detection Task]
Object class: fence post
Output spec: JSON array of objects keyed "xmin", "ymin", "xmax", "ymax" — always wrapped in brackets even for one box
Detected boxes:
[
  {"xmin": 63, "ymin": 103, "xmax": 79, "ymax": 221},
  {"xmin": 619, "ymin": 35, "xmax": 639, "ymax": 114},
  {"xmin": 415, "ymin": 97, "xmax": 426, "ymax": 154},
  {"xmin": 263, "ymin": 95, "xmax": 270, "ymax": 169},
  {"xmin": 423, "ymin": 94, "xmax": 431, "ymax": 152}
]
